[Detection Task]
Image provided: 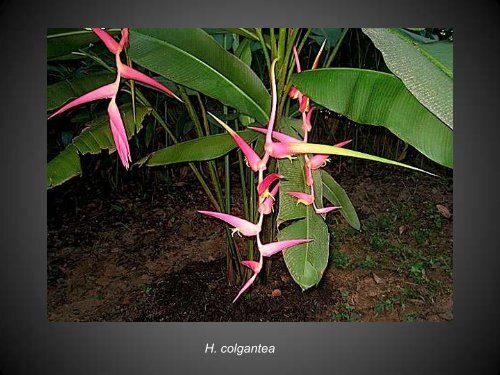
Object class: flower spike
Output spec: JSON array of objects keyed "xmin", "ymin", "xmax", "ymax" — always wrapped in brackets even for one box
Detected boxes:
[
  {"xmin": 119, "ymin": 28, "xmax": 130, "ymax": 49},
  {"xmin": 314, "ymin": 206, "xmax": 340, "ymax": 215},
  {"xmin": 306, "ymin": 139, "xmax": 351, "ymax": 170},
  {"xmin": 49, "ymin": 28, "xmax": 177, "ymax": 170},
  {"xmin": 233, "ymin": 273, "xmax": 258, "ymax": 303},
  {"xmin": 287, "ymin": 192, "xmax": 315, "ymax": 206},
  {"xmin": 48, "ymin": 83, "xmax": 117, "ymax": 119},
  {"xmin": 257, "ymin": 173, "xmax": 283, "ymax": 197},
  {"xmin": 248, "ymin": 127, "xmax": 301, "ymax": 143},
  {"xmin": 209, "ymin": 113, "xmax": 265, "ymax": 172},
  {"xmin": 241, "ymin": 260, "xmax": 261, "ymax": 273},
  {"xmin": 119, "ymin": 62, "xmax": 180, "ymax": 101},
  {"xmin": 198, "ymin": 211, "xmax": 261, "ymax": 237},
  {"xmin": 233, "ymin": 254, "xmax": 263, "ymax": 303},
  {"xmin": 267, "ymin": 141, "xmax": 299, "ymax": 160},
  {"xmin": 289, "ymin": 85, "xmax": 300, "ymax": 100},
  {"xmin": 292, "ymin": 45, "xmax": 302, "ymax": 73},
  {"xmin": 311, "ymin": 39, "xmax": 327, "ymax": 70},
  {"xmin": 307, "ymin": 154, "xmax": 330, "ymax": 170},
  {"xmin": 250, "ymin": 126, "xmax": 302, "ymax": 143},
  {"xmin": 305, "ymin": 161, "xmax": 314, "ymax": 186},
  {"xmin": 108, "ymin": 97, "xmax": 131, "ymax": 169},
  {"xmin": 259, "ymin": 183, "xmax": 280, "ymax": 215},
  {"xmin": 258, "ymin": 239, "xmax": 312, "ymax": 257},
  {"xmin": 92, "ymin": 28, "xmax": 121, "ymax": 54}
]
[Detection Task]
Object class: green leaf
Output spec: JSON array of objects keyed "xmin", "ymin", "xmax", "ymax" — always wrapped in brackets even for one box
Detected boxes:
[
  {"xmin": 277, "ymin": 118, "xmax": 308, "ymax": 223},
  {"xmin": 47, "ymin": 28, "xmax": 120, "ymax": 60},
  {"xmin": 47, "ymin": 104, "xmax": 151, "ymax": 188},
  {"xmin": 278, "ymin": 210, "xmax": 329, "ymax": 291},
  {"xmin": 362, "ymin": 28, "xmax": 453, "ymax": 129},
  {"xmin": 234, "ymin": 38, "xmax": 253, "ymax": 67},
  {"xmin": 72, "ymin": 104, "xmax": 151, "ymax": 155},
  {"xmin": 139, "ymin": 130, "xmax": 260, "ymax": 167},
  {"xmin": 292, "ymin": 68, "xmax": 453, "ymax": 168},
  {"xmin": 128, "ymin": 28, "xmax": 270, "ymax": 124},
  {"xmin": 277, "ymin": 118, "xmax": 330, "ymax": 290},
  {"xmin": 320, "ymin": 170, "xmax": 360, "ymax": 230},
  {"xmin": 277, "ymin": 150, "xmax": 308, "ymax": 223},
  {"xmin": 47, "ymin": 145, "xmax": 82, "ymax": 188},
  {"xmin": 47, "ymin": 72, "xmax": 116, "ymax": 111},
  {"xmin": 223, "ymin": 28, "xmax": 260, "ymax": 42}
]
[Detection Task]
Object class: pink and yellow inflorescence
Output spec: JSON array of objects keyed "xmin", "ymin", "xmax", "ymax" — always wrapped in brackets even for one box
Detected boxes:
[{"xmin": 201, "ymin": 45, "xmax": 349, "ymax": 302}]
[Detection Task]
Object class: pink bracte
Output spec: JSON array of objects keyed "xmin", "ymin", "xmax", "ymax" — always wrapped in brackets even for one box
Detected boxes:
[{"xmin": 48, "ymin": 28, "xmax": 178, "ymax": 169}]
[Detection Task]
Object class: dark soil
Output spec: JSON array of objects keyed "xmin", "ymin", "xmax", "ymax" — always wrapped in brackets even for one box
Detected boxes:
[
  {"xmin": 48, "ymin": 159, "xmax": 453, "ymax": 322},
  {"xmin": 139, "ymin": 257, "xmax": 340, "ymax": 322}
]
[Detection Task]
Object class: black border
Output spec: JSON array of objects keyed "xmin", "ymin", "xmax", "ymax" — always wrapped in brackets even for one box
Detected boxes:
[{"xmin": 1, "ymin": 0, "xmax": 500, "ymax": 374}]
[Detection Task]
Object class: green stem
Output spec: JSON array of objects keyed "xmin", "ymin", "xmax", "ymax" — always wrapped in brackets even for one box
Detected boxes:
[
  {"xmin": 125, "ymin": 54, "xmax": 137, "ymax": 122},
  {"xmin": 248, "ymin": 169, "xmax": 256, "ymax": 261},
  {"xmin": 277, "ymin": 28, "xmax": 287, "ymax": 63},
  {"xmin": 296, "ymin": 28, "xmax": 313, "ymax": 55},
  {"xmin": 223, "ymin": 34, "xmax": 231, "ymax": 214},
  {"xmin": 324, "ymin": 28, "xmax": 349, "ymax": 68},
  {"xmin": 269, "ymin": 28, "xmax": 277, "ymax": 59},
  {"xmin": 196, "ymin": 93, "xmax": 211, "ymax": 136},
  {"xmin": 179, "ymin": 85, "xmax": 242, "ymax": 282},
  {"xmin": 134, "ymin": 90, "xmax": 220, "ymax": 211},
  {"xmin": 235, "ymin": 119, "xmax": 249, "ymax": 220},
  {"xmin": 256, "ymin": 28, "xmax": 271, "ymax": 69}
]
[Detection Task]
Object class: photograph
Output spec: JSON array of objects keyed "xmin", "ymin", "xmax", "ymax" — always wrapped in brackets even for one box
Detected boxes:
[{"xmin": 47, "ymin": 27, "xmax": 453, "ymax": 322}]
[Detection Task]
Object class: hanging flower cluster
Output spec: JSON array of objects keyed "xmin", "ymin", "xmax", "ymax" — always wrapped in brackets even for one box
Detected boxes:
[
  {"xmin": 287, "ymin": 41, "xmax": 351, "ymax": 216},
  {"xmin": 200, "ymin": 45, "xmax": 351, "ymax": 302},
  {"xmin": 48, "ymin": 28, "xmax": 179, "ymax": 169}
]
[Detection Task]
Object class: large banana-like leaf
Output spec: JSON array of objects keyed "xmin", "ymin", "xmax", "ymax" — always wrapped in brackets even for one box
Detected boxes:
[
  {"xmin": 292, "ymin": 68, "xmax": 453, "ymax": 168},
  {"xmin": 127, "ymin": 29, "xmax": 270, "ymax": 124},
  {"xmin": 320, "ymin": 170, "xmax": 360, "ymax": 231},
  {"xmin": 47, "ymin": 72, "xmax": 116, "ymax": 111},
  {"xmin": 362, "ymin": 28, "xmax": 453, "ymax": 129},
  {"xmin": 277, "ymin": 118, "xmax": 329, "ymax": 290},
  {"xmin": 47, "ymin": 104, "xmax": 151, "ymax": 188},
  {"xmin": 278, "ymin": 210, "xmax": 329, "ymax": 291},
  {"xmin": 138, "ymin": 131, "xmax": 260, "ymax": 167}
]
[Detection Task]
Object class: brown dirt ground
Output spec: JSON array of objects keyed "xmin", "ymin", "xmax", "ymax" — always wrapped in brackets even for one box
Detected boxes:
[{"xmin": 48, "ymin": 160, "xmax": 453, "ymax": 322}]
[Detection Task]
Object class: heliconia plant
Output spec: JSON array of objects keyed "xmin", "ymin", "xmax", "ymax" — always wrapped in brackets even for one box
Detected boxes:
[
  {"xmin": 47, "ymin": 28, "xmax": 452, "ymax": 301},
  {"xmin": 200, "ymin": 52, "xmax": 431, "ymax": 301}
]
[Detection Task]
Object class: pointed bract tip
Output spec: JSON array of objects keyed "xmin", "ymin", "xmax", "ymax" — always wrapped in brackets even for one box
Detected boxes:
[
  {"xmin": 312, "ymin": 39, "xmax": 327, "ymax": 69},
  {"xmin": 92, "ymin": 28, "xmax": 120, "ymax": 54},
  {"xmin": 232, "ymin": 273, "xmax": 258, "ymax": 303},
  {"xmin": 258, "ymin": 239, "xmax": 313, "ymax": 257},
  {"xmin": 210, "ymin": 113, "xmax": 263, "ymax": 172},
  {"xmin": 314, "ymin": 206, "xmax": 340, "ymax": 215},
  {"xmin": 198, "ymin": 210, "xmax": 261, "ymax": 237},
  {"xmin": 334, "ymin": 139, "xmax": 352, "ymax": 148},
  {"xmin": 48, "ymin": 83, "xmax": 117, "ymax": 119},
  {"xmin": 241, "ymin": 260, "xmax": 260, "ymax": 273},
  {"xmin": 119, "ymin": 63, "xmax": 179, "ymax": 100}
]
